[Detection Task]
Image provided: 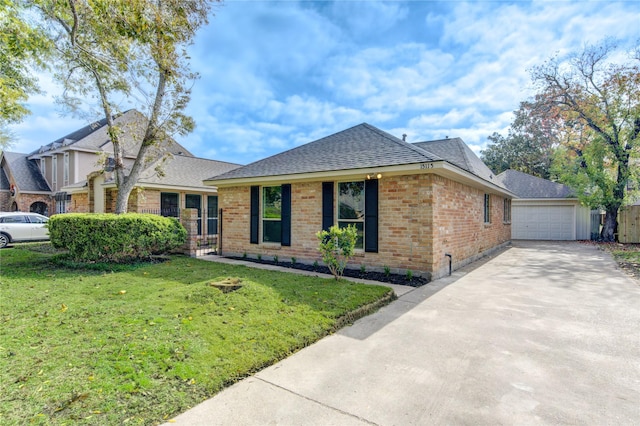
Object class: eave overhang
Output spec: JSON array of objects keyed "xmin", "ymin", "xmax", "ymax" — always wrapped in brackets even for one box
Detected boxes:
[{"xmin": 204, "ymin": 160, "xmax": 515, "ymax": 198}]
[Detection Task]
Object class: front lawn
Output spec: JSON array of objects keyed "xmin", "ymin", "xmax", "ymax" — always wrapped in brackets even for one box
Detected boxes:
[{"xmin": 0, "ymin": 245, "xmax": 393, "ymax": 425}]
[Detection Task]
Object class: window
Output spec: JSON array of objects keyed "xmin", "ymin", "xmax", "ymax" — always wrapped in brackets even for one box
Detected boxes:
[
  {"xmin": 185, "ymin": 194, "xmax": 202, "ymax": 235},
  {"xmin": 250, "ymin": 185, "xmax": 290, "ymax": 246},
  {"xmin": 63, "ymin": 153, "xmax": 69, "ymax": 186},
  {"xmin": 55, "ymin": 193, "xmax": 71, "ymax": 214},
  {"xmin": 207, "ymin": 196, "xmax": 218, "ymax": 235},
  {"xmin": 338, "ymin": 181, "xmax": 365, "ymax": 250},
  {"xmin": 262, "ymin": 186, "xmax": 282, "ymax": 243},
  {"xmin": 503, "ymin": 199, "xmax": 511, "ymax": 223},
  {"xmin": 160, "ymin": 192, "xmax": 179, "ymax": 217},
  {"xmin": 51, "ymin": 155, "xmax": 57, "ymax": 191},
  {"xmin": 40, "ymin": 158, "xmax": 46, "ymax": 177},
  {"xmin": 484, "ymin": 194, "xmax": 491, "ymax": 224}
]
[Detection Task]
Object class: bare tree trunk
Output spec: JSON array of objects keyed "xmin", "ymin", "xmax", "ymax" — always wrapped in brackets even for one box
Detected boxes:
[{"xmin": 600, "ymin": 207, "xmax": 618, "ymax": 242}]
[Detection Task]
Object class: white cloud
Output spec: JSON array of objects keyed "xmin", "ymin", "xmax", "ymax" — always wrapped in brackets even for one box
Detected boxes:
[{"xmin": 11, "ymin": 0, "xmax": 640, "ymax": 165}]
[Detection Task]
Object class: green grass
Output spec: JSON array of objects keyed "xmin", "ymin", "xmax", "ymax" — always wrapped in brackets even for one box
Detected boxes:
[{"xmin": 0, "ymin": 245, "xmax": 393, "ymax": 425}]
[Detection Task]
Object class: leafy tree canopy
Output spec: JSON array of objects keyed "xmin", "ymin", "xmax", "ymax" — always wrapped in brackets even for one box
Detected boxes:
[
  {"xmin": 530, "ymin": 38, "xmax": 639, "ymax": 241},
  {"xmin": 481, "ymin": 101, "xmax": 561, "ymax": 179},
  {"xmin": 0, "ymin": 0, "xmax": 51, "ymax": 147},
  {"xmin": 30, "ymin": 0, "xmax": 216, "ymax": 213}
]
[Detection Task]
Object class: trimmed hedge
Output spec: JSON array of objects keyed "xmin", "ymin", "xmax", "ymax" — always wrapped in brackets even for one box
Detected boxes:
[{"xmin": 48, "ymin": 213, "xmax": 187, "ymax": 262}]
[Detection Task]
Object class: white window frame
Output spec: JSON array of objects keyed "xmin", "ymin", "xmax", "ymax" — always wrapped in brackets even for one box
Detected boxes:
[
  {"xmin": 63, "ymin": 152, "xmax": 69, "ymax": 187},
  {"xmin": 51, "ymin": 155, "xmax": 58, "ymax": 191}
]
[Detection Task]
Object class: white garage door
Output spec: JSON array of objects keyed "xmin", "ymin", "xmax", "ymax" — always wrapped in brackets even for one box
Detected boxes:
[{"xmin": 512, "ymin": 205, "xmax": 575, "ymax": 240}]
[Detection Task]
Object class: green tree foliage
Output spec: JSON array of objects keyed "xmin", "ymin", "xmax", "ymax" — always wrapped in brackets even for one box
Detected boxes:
[
  {"xmin": 529, "ymin": 38, "xmax": 640, "ymax": 241},
  {"xmin": 481, "ymin": 101, "xmax": 561, "ymax": 179},
  {"xmin": 0, "ymin": 0, "xmax": 51, "ymax": 146},
  {"xmin": 316, "ymin": 225, "xmax": 358, "ymax": 281},
  {"xmin": 30, "ymin": 0, "xmax": 216, "ymax": 213}
]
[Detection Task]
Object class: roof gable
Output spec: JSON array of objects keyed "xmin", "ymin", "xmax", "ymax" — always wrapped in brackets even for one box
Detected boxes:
[
  {"xmin": 137, "ymin": 155, "xmax": 241, "ymax": 188},
  {"xmin": 209, "ymin": 123, "xmax": 442, "ymax": 181},
  {"xmin": 496, "ymin": 169, "xmax": 574, "ymax": 198},
  {"xmin": 412, "ymin": 138, "xmax": 499, "ymax": 185},
  {"xmin": 29, "ymin": 110, "xmax": 193, "ymax": 158},
  {"xmin": 1, "ymin": 151, "xmax": 51, "ymax": 192}
]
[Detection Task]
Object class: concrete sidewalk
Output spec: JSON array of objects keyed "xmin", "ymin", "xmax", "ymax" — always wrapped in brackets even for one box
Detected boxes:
[{"xmin": 166, "ymin": 241, "xmax": 640, "ymax": 425}]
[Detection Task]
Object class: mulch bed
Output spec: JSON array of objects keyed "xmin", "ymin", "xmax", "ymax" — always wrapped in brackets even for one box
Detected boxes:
[{"xmin": 228, "ymin": 256, "xmax": 430, "ymax": 287}]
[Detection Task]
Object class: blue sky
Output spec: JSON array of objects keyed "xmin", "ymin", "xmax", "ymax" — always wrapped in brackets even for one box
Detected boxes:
[{"xmin": 10, "ymin": 0, "xmax": 640, "ymax": 165}]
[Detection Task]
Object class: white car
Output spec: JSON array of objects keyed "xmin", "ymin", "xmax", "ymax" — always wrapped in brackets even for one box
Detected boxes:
[{"xmin": 0, "ymin": 212, "xmax": 50, "ymax": 248}]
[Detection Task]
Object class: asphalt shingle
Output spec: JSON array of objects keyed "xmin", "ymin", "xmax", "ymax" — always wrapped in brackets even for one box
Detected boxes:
[
  {"xmin": 2, "ymin": 152, "xmax": 51, "ymax": 192},
  {"xmin": 496, "ymin": 169, "xmax": 574, "ymax": 198},
  {"xmin": 208, "ymin": 123, "xmax": 442, "ymax": 181}
]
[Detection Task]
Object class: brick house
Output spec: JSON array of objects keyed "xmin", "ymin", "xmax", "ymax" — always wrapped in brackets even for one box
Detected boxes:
[
  {"xmin": 0, "ymin": 110, "xmax": 240, "ymax": 237},
  {"xmin": 204, "ymin": 123, "xmax": 513, "ymax": 279}
]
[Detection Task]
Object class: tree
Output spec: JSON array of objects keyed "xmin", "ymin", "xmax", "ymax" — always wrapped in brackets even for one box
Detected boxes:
[
  {"xmin": 481, "ymin": 101, "xmax": 560, "ymax": 179},
  {"xmin": 31, "ymin": 0, "xmax": 215, "ymax": 213},
  {"xmin": 529, "ymin": 39, "xmax": 639, "ymax": 242},
  {"xmin": 0, "ymin": 0, "xmax": 51, "ymax": 147},
  {"xmin": 316, "ymin": 225, "xmax": 358, "ymax": 281}
]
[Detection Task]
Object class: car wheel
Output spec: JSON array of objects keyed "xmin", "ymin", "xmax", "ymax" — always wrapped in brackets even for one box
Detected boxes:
[{"xmin": 0, "ymin": 233, "xmax": 9, "ymax": 249}]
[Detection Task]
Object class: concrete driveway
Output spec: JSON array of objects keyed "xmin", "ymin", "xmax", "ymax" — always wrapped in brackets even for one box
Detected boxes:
[{"xmin": 167, "ymin": 241, "xmax": 640, "ymax": 425}]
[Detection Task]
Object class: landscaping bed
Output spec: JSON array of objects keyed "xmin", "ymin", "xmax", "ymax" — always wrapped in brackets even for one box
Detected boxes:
[
  {"xmin": 0, "ymin": 245, "xmax": 392, "ymax": 425},
  {"xmin": 229, "ymin": 256, "xmax": 430, "ymax": 287}
]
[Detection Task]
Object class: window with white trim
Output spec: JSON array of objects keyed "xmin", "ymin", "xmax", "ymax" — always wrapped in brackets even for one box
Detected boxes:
[
  {"xmin": 51, "ymin": 155, "xmax": 58, "ymax": 191},
  {"xmin": 63, "ymin": 153, "xmax": 69, "ymax": 186}
]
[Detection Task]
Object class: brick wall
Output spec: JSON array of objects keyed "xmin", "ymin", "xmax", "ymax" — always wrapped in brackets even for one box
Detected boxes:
[
  {"xmin": 8, "ymin": 193, "xmax": 53, "ymax": 215},
  {"xmin": 218, "ymin": 173, "xmax": 511, "ymax": 279}
]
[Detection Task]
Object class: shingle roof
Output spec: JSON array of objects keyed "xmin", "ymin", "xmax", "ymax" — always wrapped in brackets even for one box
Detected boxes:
[
  {"xmin": 29, "ymin": 109, "xmax": 192, "ymax": 158},
  {"xmin": 137, "ymin": 155, "xmax": 241, "ymax": 188},
  {"xmin": 208, "ymin": 123, "xmax": 442, "ymax": 180},
  {"xmin": 1, "ymin": 152, "xmax": 51, "ymax": 192},
  {"xmin": 0, "ymin": 166, "xmax": 9, "ymax": 190},
  {"xmin": 412, "ymin": 138, "xmax": 499, "ymax": 185},
  {"xmin": 496, "ymin": 169, "xmax": 574, "ymax": 198}
]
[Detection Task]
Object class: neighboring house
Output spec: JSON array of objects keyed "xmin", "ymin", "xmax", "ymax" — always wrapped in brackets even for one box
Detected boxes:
[
  {"xmin": 69, "ymin": 154, "xmax": 240, "ymax": 236},
  {"xmin": 496, "ymin": 169, "xmax": 591, "ymax": 240},
  {"xmin": 204, "ymin": 124, "xmax": 513, "ymax": 280},
  {"xmin": 0, "ymin": 109, "xmax": 241, "ymax": 236}
]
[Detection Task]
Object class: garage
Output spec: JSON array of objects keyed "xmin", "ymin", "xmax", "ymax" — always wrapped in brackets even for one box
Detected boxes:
[
  {"xmin": 498, "ymin": 170, "xmax": 591, "ymax": 241},
  {"xmin": 512, "ymin": 204, "xmax": 576, "ymax": 240}
]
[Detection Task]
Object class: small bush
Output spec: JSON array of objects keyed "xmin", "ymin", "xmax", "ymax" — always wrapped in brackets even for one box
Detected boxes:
[
  {"xmin": 316, "ymin": 225, "xmax": 358, "ymax": 280},
  {"xmin": 48, "ymin": 213, "xmax": 187, "ymax": 263},
  {"xmin": 273, "ymin": 255, "xmax": 279, "ymax": 264},
  {"xmin": 406, "ymin": 269, "xmax": 413, "ymax": 280},
  {"xmin": 291, "ymin": 257, "xmax": 296, "ymax": 265},
  {"xmin": 384, "ymin": 265, "xmax": 391, "ymax": 277}
]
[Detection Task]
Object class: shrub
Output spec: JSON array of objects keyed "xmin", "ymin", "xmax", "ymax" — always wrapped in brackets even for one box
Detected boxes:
[
  {"xmin": 48, "ymin": 213, "xmax": 187, "ymax": 263},
  {"xmin": 316, "ymin": 225, "xmax": 358, "ymax": 280}
]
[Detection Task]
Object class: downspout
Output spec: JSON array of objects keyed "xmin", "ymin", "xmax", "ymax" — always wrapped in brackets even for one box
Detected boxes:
[{"xmin": 444, "ymin": 253, "xmax": 452, "ymax": 276}]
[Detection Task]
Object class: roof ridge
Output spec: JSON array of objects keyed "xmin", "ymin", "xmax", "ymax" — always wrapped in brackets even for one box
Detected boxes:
[{"xmin": 361, "ymin": 123, "xmax": 444, "ymax": 162}]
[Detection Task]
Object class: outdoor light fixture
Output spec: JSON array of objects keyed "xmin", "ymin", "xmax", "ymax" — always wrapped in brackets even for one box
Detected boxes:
[{"xmin": 366, "ymin": 173, "xmax": 383, "ymax": 180}]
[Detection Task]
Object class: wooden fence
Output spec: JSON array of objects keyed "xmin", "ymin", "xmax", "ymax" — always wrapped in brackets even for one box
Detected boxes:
[{"xmin": 618, "ymin": 205, "xmax": 640, "ymax": 243}]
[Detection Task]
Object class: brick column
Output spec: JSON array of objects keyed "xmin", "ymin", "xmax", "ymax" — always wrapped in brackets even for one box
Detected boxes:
[{"xmin": 181, "ymin": 208, "xmax": 199, "ymax": 257}]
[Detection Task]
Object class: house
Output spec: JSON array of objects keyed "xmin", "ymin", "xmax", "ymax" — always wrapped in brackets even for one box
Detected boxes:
[
  {"xmin": 496, "ymin": 169, "xmax": 591, "ymax": 240},
  {"xmin": 0, "ymin": 110, "xmax": 241, "ymax": 236},
  {"xmin": 204, "ymin": 124, "xmax": 513, "ymax": 279}
]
